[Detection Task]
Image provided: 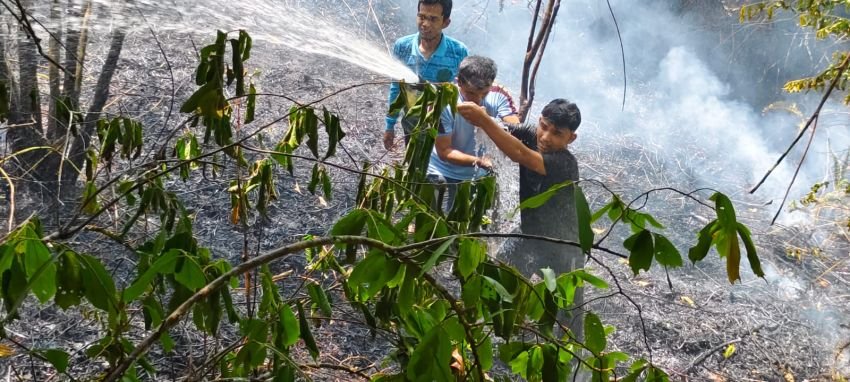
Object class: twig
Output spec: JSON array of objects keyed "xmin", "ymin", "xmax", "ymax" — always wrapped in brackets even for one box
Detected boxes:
[
  {"xmin": 750, "ymin": 53, "xmax": 850, "ymax": 194},
  {"xmin": 605, "ymin": 0, "xmax": 626, "ymax": 110},
  {"xmin": 683, "ymin": 324, "xmax": 764, "ymax": 374},
  {"xmin": 0, "ymin": 167, "xmax": 15, "ymax": 232},
  {"xmin": 0, "ymin": 0, "xmax": 73, "ymax": 77},
  {"xmin": 771, "ymin": 115, "xmax": 819, "ymax": 224}
]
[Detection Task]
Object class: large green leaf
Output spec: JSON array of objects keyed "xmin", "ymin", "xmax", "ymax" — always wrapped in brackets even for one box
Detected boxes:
[
  {"xmin": 688, "ymin": 220, "xmax": 717, "ymax": 263},
  {"xmin": 307, "ymin": 282, "xmax": 332, "ymax": 316},
  {"xmin": 406, "ymin": 325, "xmax": 453, "ymax": 382},
  {"xmin": 623, "ymin": 229, "xmax": 653, "ymax": 275},
  {"xmin": 79, "ymin": 254, "xmax": 118, "ymax": 314},
  {"xmin": 574, "ymin": 185, "xmax": 594, "ymax": 252},
  {"xmin": 457, "ymin": 238, "xmax": 485, "ymax": 279},
  {"xmin": 40, "ymin": 349, "xmax": 70, "ymax": 373},
  {"xmin": 123, "ymin": 249, "xmax": 180, "ymax": 302},
  {"xmin": 584, "ymin": 312, "xmax": 606, "ymax": 354},
  {"xmin": 737, "ymin": 223, "xmax": 764, "ymax": 278},
  {"xmin": 514, "ymin": 180, "xmax": 573, "ymax": 213},
  {"xmin": 297, "ymin": 302, "xmax": 320, "ymax": 360},
  {"xmin": 652, "ymin": 233, "xmax": 683, "ymax": 268},
  {"xmin": 174, "ymin": 256, "xmax": 206, "ymax": 291},
  {"xmin": 278, "ymin": 304, "xmax": 300, "ymax": 347}
]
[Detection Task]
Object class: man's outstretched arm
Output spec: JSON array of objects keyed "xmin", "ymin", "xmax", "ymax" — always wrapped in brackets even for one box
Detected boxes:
[{"xmin": 457, "ymin": 102, "xmax": 546, "ymax": 175}]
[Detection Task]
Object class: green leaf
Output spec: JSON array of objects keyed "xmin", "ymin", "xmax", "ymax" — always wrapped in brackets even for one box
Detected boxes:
[
  {"xmin": 331, "ymin": 209, "xmax": 367, "ymax": 236},
  {"xmin": 688, "ymin": 220, "xmax": 717, "ymax": 263},
  {"xmin": 174, "ymin": 256, "xmax": 206, "ymax": 291},
  {"xmin": 80, "ymin": 181, "xmax": 100, "ymax": 215},
  {"xmin": 279, "ymin": 304, "xmax": 300, "ymax": 347},
  {"xmin": 479, "ymin": 336, "xmax": 494, "ymax": 371},
  {"xmin": 296, "ymin": 302, "xmax": 320, "ymax": 360},
  {"xmin": 245, "ymin": 83, "xmax": 256, "ymax": 124},
  {"xmin": 123, "ymin": 249, "xmax": 180, "ymax": 302},
  {"xmin": 482, "ymin": 275, "xmax": 513, "ymax": 303},
  {"xmin": 307, "ymin": 163, "xmax": 320, "ymax": 195},
  {"xmin": 623, "ymin": 229, "xmax": 653, "ymax": 275},
  {"xmin": 323, "ymin": 108, "xmax": 345, "ymax": 159},
  {"xmin": 306, "ymin": 283, "xmax": 332, "ymax": 317},
  {"xmin": 407, "ymin": 325, "xmax": 453, "ymax": 382},
  {"xmin": 79, "ymin": 254, "xmax": 117, "ymax": 314},
  {"xmin": 55, "ymin": 251, "xmax": 84, "ymax": 309},
  {"xmin": 457, "ymin": 238, "xmax": 485, "ymax": 279},
  {"xmin": 710, "ymin": 192, "xmax": 737, "ymax": 227},
  {"xmin": 575, "ymin": 185, "xmax": 594, "ymax": 252},
  {"xmin": 40, "ymin": 349, "xmax": 69, "ymax": 373},
  {"xmin": 652, "ymin": 233, "xmax": 683, "ymax": 268},
  {"xmin": 515, "ymin": 180, "xmax": 573, "ymax": 213},
  {"xmin": 737, "ymin": 223, "xmax": 764, "ymax": 278},
  {"xmin": 349, "ymin": 252, "xmax": 400, "ymax": 300},
  {"xmin": 584, "ymin": 312, "xmax": 606, "ymax": 354},
  {"xmin": 419, "ymin": 237, "xmax": 456, "ymax": 276},
  {"xmin": 573, "ymin": 269, "xmax": 608, "ymax": 289},
  {"xmin": 541, "ymin": 267, "xmax": 557, "ymax": 292}
]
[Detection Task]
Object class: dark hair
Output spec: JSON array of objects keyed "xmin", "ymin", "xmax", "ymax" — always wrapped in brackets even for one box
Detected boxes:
[
  {"xmin": 457, "ymin": 56, "xmax": 497, "ymax": 90},
  {"xmin": 418, "ymin": 0, "xmax": 453, "ymax": 20},
  {"xmin": 542, "ymin": 99, "xmax": 581, "ymax": 131}
]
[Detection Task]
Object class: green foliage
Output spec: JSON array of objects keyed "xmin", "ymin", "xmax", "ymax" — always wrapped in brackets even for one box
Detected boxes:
[
  {"xmin": 741, "ymin": 1, "xmax": 850, "ymax": 102},
  {"xmin": 0, "ymin": 30, "xmax": 764, "ymax": 382}
]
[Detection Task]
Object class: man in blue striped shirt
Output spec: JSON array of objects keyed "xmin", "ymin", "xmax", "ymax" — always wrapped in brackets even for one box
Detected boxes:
[
  {"xmin": 384, "ymin": 0, "xmax": 468, "ymax": 150},
  {"xmin": 428, "ymin": 56, "xmax": 520, "ymax": 211}
]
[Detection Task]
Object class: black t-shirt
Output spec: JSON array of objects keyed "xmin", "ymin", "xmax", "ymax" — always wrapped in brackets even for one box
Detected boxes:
[{"xmin": 508, "ymin": 123, "xmax": 579, "ymax": 240}]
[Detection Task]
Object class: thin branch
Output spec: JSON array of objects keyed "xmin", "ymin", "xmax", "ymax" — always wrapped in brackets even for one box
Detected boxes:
[
  {"xmin": 102, "ymin": 235, "xmax": 398, "ymax": 382},
  {"xmin": 606, "ymin": 0, "xmax": 627, "ymax": 110},
  {"xmin": 750, "ymin": 53, "xmax": 850, "ymax": 194},
  {"xmin": 1, "ymin": 0, "xmax": 73, "ymax": 77},
  {"xmin": 0, "ymin": 167, "xmax": 15, "ymax": 232},
  {"xmin": 771, "ymin": 115, "xmax": 819, "ymax": 224},
  {"xmin": 588, "ymin": 253, "xmax": 654, "ymax": 364},
  {"xmin": 683, "ymin": 324, "xmax": 764, "ymax": 374}
]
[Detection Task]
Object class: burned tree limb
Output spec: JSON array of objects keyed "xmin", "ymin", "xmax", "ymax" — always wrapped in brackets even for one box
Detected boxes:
[{"xmin": 518, "ymin": 0, "xmax": 559, "ymax": 122}]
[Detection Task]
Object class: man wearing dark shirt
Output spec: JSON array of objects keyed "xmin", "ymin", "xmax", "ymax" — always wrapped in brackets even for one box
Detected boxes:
[{"xmin": 457, "ymin": 98, "xmax": 585, "ymax": 352}]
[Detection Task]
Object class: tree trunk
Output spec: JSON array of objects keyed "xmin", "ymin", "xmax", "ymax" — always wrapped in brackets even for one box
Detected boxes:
[
  {"xmin": 7, "ymin": 0, "xmax": 46, "ymax": 157},
  {"xmin": 61, "ymin": 0, "xmax": 91, "ymax": 109},
  {"xmin": 47, "ymin": 0, "xmax": 63, "ymax": 140},
  {"xmin": 61, "ymin": 27, "xmax": 126, "ymax": 186}
]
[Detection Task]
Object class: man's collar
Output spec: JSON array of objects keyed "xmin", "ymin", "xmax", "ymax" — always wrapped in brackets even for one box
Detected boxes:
[{"xmin": 413, "ymin": 33, "xmax": 447, "ymax": 58}]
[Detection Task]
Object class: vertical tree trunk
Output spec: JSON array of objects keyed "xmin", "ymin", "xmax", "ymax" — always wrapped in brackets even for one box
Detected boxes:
[
  {"xmin": 7, "ymin": 0, "xmax": 45, "ymax": 157},
  {"xmin": 61, "ymin": 0, "xmax": 91, "ymax": 109},
  {"xmin": 47, "ymin": 0, "xmax": 63, "ymax": 140}
]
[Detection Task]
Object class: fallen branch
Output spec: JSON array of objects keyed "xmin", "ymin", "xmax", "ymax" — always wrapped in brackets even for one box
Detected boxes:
[{"xmin": 684, "ymin": 324, "xmax": 764, "ymax": 374}]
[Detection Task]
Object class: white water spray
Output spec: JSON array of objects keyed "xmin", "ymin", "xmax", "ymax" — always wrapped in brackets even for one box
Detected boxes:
[{"xmin": 51, "ymin": 0, "xmax": 419, "ymax": 83}]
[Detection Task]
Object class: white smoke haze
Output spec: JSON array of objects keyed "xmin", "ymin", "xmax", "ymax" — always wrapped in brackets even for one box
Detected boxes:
[{"xmin": 449, "ymin": 0, "xmax": 850, "ymax": 208}]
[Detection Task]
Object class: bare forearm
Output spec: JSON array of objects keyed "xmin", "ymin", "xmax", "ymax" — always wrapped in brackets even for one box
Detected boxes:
[
  {"xmin": 442, "ymin": 149, "xmax": 481, "ymax": 167},
  {"xmin": 478, "ymin": 119, "xmax": 546, "ymax": 174}
]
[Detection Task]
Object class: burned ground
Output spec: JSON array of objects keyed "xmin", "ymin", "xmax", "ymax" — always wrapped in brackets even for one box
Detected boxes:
[{"xmin": 1, "ymin": 1, "xmax": 849, "ymax": 381}]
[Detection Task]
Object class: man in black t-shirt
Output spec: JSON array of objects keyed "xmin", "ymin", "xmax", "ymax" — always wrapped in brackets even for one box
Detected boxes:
[{"xmin": 458, "ymin": 98, "xmax": 585, "ymax": 348}]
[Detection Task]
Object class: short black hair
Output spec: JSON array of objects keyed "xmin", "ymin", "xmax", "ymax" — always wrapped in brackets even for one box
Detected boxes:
[
  {"xmin": 419, "ymin": 0, "xmax": 453, "ymax": 19},
  {"xmin": 542, "ymin": 99, "xmax": 581, "ymax": 131},
  {"xmin": 457, "ymin": 56, "xmax": 497, "ymax": 90}
]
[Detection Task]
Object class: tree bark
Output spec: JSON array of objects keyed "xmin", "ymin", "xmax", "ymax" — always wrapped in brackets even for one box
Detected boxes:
[
  {"xmin": 47, "ymin": 0, "xmax": 63, "ymax": 140},
  {"xmin": 60, "ymin": 0, "xmax": 91, "ymax": 109},
  {"xmin": 7, "ymin": 0, "xmax": 45, "ymax": 153}
]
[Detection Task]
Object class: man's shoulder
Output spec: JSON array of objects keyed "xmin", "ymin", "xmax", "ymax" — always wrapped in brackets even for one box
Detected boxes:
[
  {"xmin": 486, "ymin": 84, "xmax": 516, "ymax": 103},
  {"xmin": 394, "ymin": 34, "xmax": 418, "ymax": 47},
  {"xmin": 441, "ymin": 34, "xmax": 469, "ymax": 55}
]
